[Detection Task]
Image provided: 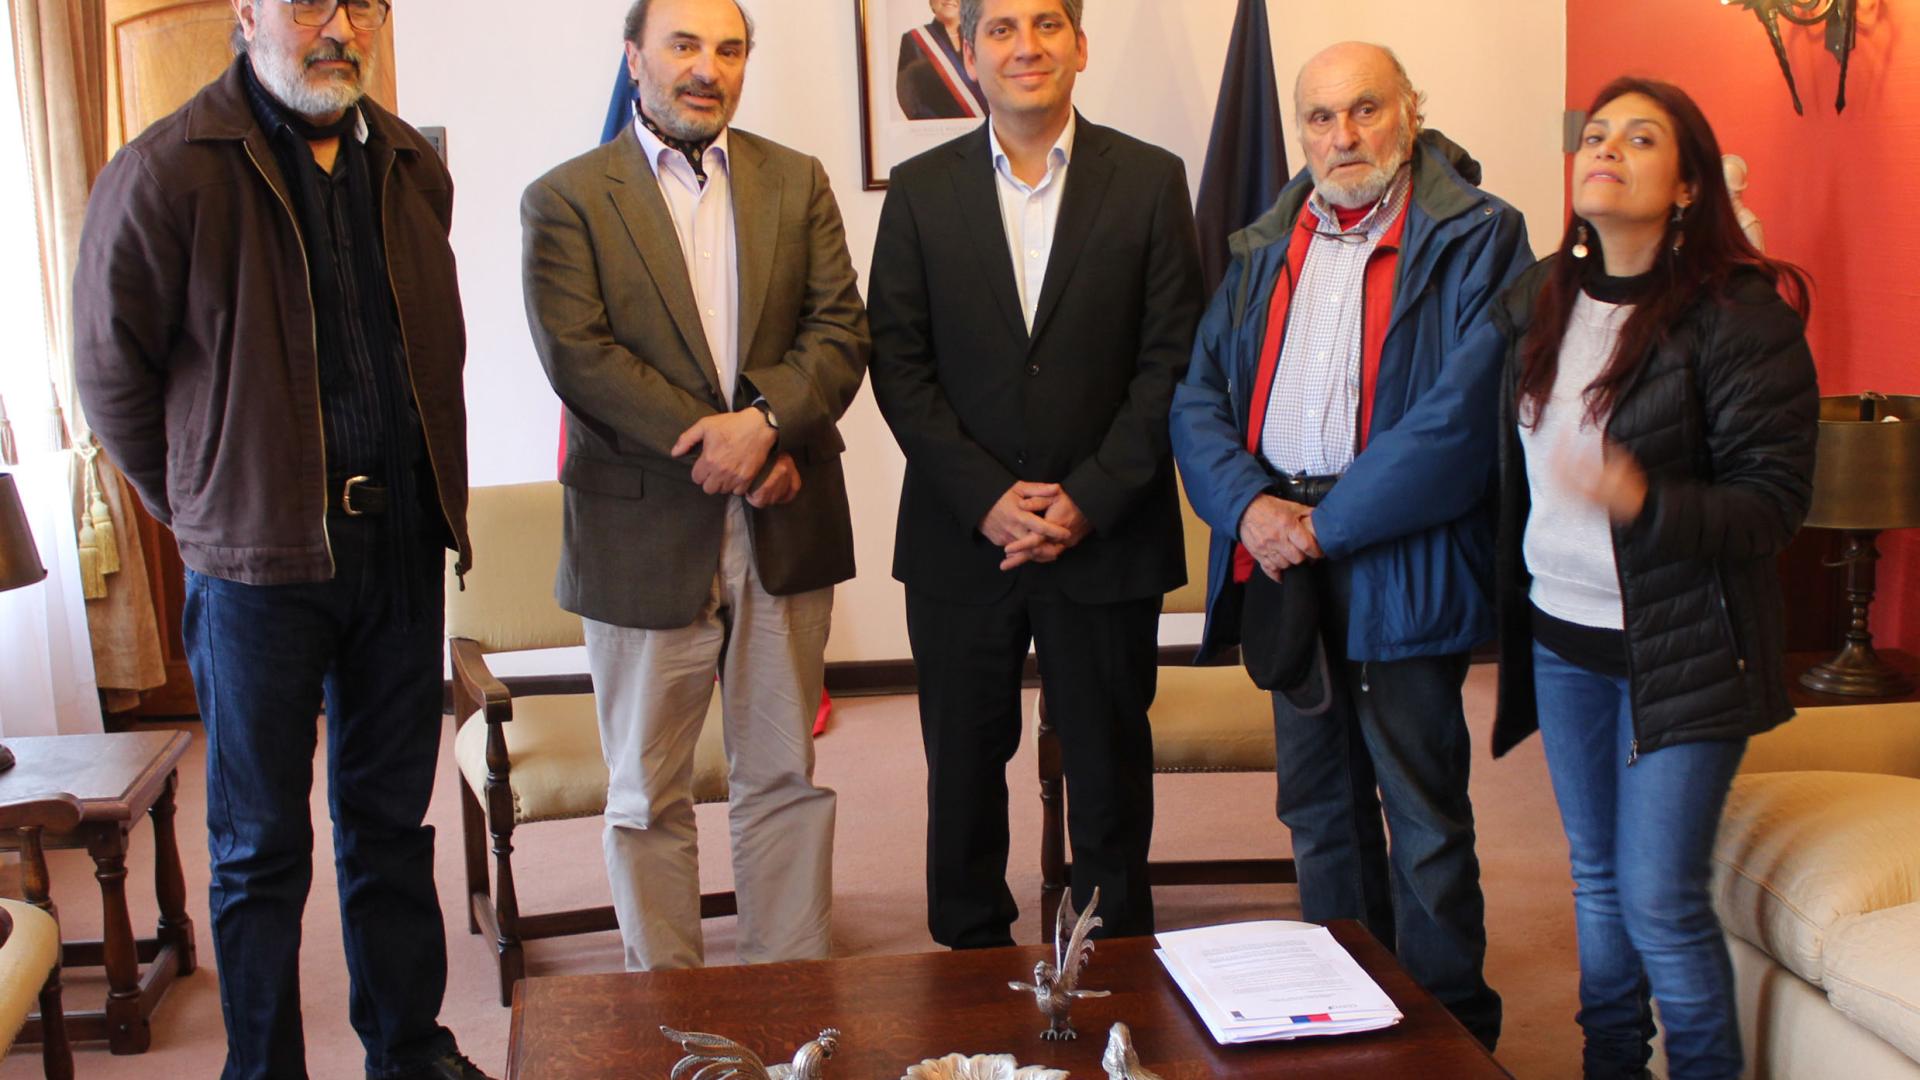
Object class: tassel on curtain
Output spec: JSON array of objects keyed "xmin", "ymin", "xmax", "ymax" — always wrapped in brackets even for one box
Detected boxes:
[{"xmin": 0, "ymin": 394, "xmax": 16, "ymax": 465}]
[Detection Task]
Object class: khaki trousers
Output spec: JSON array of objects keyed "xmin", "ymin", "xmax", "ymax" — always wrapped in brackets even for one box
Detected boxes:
[{"xmin": 584, "ymin": 499, "xmax": 836, "ymax": 971}]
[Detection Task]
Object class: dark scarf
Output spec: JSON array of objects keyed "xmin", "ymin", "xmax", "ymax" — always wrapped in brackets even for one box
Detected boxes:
[{"xmin": 635, "ymin": 101, "xmax": 717, "ymax": 186}]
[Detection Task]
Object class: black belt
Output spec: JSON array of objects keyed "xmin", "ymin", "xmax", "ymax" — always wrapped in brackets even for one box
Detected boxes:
[
  {"xmin": 1274, "ymin": 472, "xmax": 1341, "ymax": 508},
  {"xmin": 330, "ymin": 475, "xmax": 390, "ymax": 516}
]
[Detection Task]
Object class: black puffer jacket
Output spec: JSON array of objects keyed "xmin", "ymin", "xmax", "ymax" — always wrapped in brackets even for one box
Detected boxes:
[{"xmin": 1491, "ymin": 257, "xmax": 1819, "ymax": 759}]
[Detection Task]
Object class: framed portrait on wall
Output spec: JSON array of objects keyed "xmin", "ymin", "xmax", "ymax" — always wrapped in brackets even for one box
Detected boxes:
[{"xmin": 854, "ymin": 0, "xmax": 989, "ymax": 190}]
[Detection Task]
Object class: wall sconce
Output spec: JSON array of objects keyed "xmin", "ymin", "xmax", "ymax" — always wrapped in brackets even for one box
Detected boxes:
[{"xmin": 1721, "ymin": 0, "xmax": 1857, "ymax": 114}]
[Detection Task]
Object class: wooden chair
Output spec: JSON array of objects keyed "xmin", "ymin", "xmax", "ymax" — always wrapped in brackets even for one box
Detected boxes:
[
  {"xmin": 0, "ymin": 792, "xmax": 81, "ymax": 1078},
  {"xmin": 446, "ymin": 481, "xmax": 734, "ymax": 1005},
  {"xmin": 1036, "ymin": 483, "xmax": 1295, "ymax": 940}
]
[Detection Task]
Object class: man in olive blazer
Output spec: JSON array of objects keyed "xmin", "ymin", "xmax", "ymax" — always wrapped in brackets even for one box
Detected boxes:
[{"xmin": 521, "ymin": 0, "xmax": 867, "ymax": 972}]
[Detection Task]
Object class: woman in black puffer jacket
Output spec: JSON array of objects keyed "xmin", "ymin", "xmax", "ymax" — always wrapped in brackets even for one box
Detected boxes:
[{"xmin": 1490, "ymin": 77, "xmax": 1818, "ymax": 1080}]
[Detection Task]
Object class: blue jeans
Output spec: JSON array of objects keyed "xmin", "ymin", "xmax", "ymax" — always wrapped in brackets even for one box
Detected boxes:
[
  {"xmin": 1271, "ymin": 561, "xmax": 1501, "ymax": 1048},
  {"xmin": 183, "ymin": 516, "xmax": 455, "ymax": 1080},
  {"xmin": 1532, "ymin": 642, "xmax": 1746, "ymax": 1080}
]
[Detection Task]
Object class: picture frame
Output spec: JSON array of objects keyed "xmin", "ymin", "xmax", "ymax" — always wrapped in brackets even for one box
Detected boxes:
[{"xmin": 854, "ymin": 0, "xmax": 990, "ymax": 190}]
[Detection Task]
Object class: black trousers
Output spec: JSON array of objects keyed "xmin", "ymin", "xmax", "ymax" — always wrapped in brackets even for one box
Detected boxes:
[{"xmin": 906, "ymin": 586, "xmax": 1160, "ymax": 948}]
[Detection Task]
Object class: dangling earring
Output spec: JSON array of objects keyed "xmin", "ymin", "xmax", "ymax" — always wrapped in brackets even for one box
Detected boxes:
[
  {"xmin": 1670, "ymin": 204, "xmax": 1688, "ymax": 253},
  {"xmin": 1571, "ymin": 223, "xmax": 1590, "ymax": 260}
]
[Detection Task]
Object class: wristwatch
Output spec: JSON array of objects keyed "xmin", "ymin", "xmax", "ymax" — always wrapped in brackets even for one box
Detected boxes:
[{"xmin": 750, "ymin": 397, "xmax": 779, "ymax": 430}]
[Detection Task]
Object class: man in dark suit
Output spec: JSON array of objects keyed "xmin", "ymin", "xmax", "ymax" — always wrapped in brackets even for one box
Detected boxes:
[
  {"xmin": 521, "ymin": 0, "xmax": 868, "ymax": 971},
  {"xmin": 869, "ymin": 0, "xmax": 1204, "ymax": 948}
]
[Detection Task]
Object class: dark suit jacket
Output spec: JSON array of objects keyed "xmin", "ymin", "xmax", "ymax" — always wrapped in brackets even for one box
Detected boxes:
[
  {"xmin": 522, "ymin": 126, "xmax": 869, "ymax": 629},
  {"xmin": 869, "ymin": 116, "xmax": 1204, "ymax": 605}
]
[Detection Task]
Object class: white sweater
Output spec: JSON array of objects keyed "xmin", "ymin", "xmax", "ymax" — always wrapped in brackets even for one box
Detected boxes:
[{"xmin": 1518, "ymin": 294, "xmax": 1630, "ymax": 631}]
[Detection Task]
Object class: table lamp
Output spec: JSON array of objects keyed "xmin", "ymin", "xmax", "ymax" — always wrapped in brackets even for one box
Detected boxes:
[
  {"xmin": 0, "ymin": 472, "xmax": 50, "ymax": 771},
  {"xmin": 1799, "ymin": 393, "xmax": 1920, "ymax": 696}
]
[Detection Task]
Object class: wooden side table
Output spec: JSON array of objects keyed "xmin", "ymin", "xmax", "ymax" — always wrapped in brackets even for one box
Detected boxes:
[{"xmin": 0, "ymin": 730, "xmax": 196, "ymax": 1054}]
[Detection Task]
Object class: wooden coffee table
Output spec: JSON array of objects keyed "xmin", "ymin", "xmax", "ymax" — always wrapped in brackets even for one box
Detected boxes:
[
  {"xmin": 0, "ymin": 730, "xmax": 196, "ymax": 1054},
  {"xmin": 506, "ymin": 920, "xmax": 1511, "ymax": 1078}
]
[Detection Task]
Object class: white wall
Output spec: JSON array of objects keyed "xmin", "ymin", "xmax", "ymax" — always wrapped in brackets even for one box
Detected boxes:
[{"xmin": 394, "ymin": 0, "xmax": 1566, "ymax": 663}]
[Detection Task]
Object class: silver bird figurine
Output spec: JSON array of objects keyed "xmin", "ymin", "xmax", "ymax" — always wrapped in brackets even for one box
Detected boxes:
[
  {"xmin": 659, "ymin": 1026, "xmax": 840, "ymax": 1080},
  {"xmin": 1007, "ymin": 887, "xmax": 1112, "ymax": 1040},
  {"xmin": 1100, "ymin": 1022, "xmax": 1163, "ymax": 1080}
]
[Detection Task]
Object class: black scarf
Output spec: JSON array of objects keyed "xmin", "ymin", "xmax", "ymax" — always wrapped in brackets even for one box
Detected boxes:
[{"xmin": 635, "ymin": 101, "xmax": 717, "ymax": 186}]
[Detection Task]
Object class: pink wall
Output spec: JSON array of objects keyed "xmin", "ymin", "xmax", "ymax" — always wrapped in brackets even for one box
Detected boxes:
[{"xmin": 1568, "ymin": 0, "xmax": 1919, "ymax": 654}]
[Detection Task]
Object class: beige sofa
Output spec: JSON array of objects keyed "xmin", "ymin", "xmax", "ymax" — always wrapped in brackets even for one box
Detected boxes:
[{"xmin": 1708, "ymin": 700, "xmax": 1920, "ymax": 1078}]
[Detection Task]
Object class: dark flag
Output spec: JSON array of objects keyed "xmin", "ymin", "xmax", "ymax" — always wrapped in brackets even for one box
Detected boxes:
[
  {"xmin": 1194, "ymin": 0, "xmax": 1288, "ymax": 296},
  {"xmin": 600, "ymin": 52, "xmax": 639, "ymax": 145}
]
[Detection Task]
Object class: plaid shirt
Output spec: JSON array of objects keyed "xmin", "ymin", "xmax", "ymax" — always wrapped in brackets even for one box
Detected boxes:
[{"xmin": 1259, "ymin": 167, "xmax": 1412, "ymax": 476}]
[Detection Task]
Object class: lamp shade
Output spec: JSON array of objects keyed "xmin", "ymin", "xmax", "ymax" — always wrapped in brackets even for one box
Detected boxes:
[
  {"xmin": 0, "ymin": 472, "xmax": 48, "ymax": 593},
  {"xmin": 1804, "ymin": 394, "xmax": 1920, "ymax": 531}
]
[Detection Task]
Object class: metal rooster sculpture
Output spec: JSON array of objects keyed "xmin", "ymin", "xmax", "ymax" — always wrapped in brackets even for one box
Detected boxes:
[
  {"xmin": 659, "ymin": 1026, "xmax": 840, "ymax": 1080},
  {"xmin": 1008, "ymin": 887, "xmax": 1112, "ymax": 1040},
  {"xmin": 1100, "ymin": 1023, "xmax": 1163, "ymax": 1080}
]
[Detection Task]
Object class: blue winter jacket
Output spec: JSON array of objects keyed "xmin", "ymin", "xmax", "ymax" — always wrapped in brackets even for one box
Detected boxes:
[{"xmin": 1170, "ymin": 130, "xmax": 1534, "ymax": 663}]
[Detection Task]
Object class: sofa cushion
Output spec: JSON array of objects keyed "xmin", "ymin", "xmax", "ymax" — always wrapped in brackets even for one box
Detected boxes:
[
  {"xmin": 1741, "ymin": 701, "xmax": 1920, "ymax": 780},
  {"xmin": 453, "ymin": 691, "xmax": 728, "ymax": 824},
  {"xmin": 1724, "ymin": 931, "xmax": 1920, "ymax": 1080},
  {"xmin": 1824, "ymin": 902, "xmax": 1920, "ymax": 1064},
  {"xmin": 1713, "ymin": 771, "xmax": 1920, "ymax": 987}
]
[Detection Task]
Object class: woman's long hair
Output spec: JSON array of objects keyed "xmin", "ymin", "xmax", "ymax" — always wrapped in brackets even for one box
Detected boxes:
[{"xmin": 1517, "ymin": 77, "xmax": 1811, "ymax": 429}]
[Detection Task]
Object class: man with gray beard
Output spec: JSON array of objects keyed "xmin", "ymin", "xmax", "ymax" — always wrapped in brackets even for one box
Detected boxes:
[
  {"xmin": 521, "ymin": 0, "xmax": 866, "ymax": 973},
  {"xmin": 73, "ymin": 1, "xmax": 486, "ymax": 1077},
  {"xmin": 1170, "ymin": 41, "xmax": 1532, "ymax": 1048}
]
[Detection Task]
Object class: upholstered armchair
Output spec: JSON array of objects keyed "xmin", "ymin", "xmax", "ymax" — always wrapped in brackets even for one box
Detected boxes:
[
  {"xmin": 1035, "ymin": 483, "xmax": 1293, "ymax": 940},
  {"xmin": 446, "ymin": 481, "xmax": 733, "ymax": 1005},
  {"xmin": 0, "ymin": 791, "xmax": 80, "ymax": 1078}
]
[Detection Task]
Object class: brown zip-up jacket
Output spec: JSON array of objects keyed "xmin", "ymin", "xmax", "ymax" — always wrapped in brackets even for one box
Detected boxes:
[{"xmin": 74, "ymin": 58, "xmax": 470, "ymax": 585}]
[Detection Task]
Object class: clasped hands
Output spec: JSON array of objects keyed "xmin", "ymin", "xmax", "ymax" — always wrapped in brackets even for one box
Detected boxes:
[
  {"xmin": 670, "ymin": 409, "xmax": 801, "ymax": 509},
  {"xmin": 981, "ymin": 481, "xmax": 1091, "ymax": 572},
  {"xmin": 1240, "ymin": 494, "xmax": 1322, "ymax": 582}
]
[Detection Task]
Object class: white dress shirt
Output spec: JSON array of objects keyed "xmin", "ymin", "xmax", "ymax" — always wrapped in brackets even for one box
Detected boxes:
[
  {"xmin": 633, "ymin": 117, "xmax": 741, "ymax": 398},
  {"xmin": 987, "ymin": 114, "xmax": 1076, "ymax": 332}
]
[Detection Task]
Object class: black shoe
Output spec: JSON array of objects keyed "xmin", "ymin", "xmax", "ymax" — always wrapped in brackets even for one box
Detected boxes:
[{"xmin": 379, "ymin": 1050, "xmax": 495, "ymax": 1080}]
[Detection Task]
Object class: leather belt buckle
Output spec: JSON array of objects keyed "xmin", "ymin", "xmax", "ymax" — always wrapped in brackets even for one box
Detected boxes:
[{"xmin": 341, "ymin": 475, "xmax": 373, "ymax": 516}]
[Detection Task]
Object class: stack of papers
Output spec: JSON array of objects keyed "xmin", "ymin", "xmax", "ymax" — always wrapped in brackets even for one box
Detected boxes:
[{"xmin": 1154, "ymin": 921, "xmax": 1403, "ymax": 1044}]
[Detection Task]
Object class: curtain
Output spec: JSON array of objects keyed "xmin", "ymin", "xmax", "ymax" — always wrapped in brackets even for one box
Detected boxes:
[
  {"xmin": 8, "ymin": 0, "xmax": 166, "ymax": 701},
  {"xmin": 0, "ymin": 456, "xmax": 103, "ymax": 736}
]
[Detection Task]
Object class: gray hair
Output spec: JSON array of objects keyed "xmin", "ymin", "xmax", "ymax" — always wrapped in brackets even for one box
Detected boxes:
[
  {"xmin": 1381, "ymin": 46, "xmax": 1427, "ymax": 134},
  {"xmin": 624, "ymin": 0, "xmax": 755, "ymax": 52},
  {"xmin": 958, "ymin": 0, "xmax": 1084, "ymax": 49}
]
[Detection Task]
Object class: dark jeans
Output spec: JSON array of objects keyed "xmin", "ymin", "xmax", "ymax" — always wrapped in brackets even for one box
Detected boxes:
[
  {"xmin": 1270, "ymin": 560, "xmax": 1502, "ymax": 1048},
  {"xmin": 183, "ymin": 516, "xmax": 455, "ymax": 1080},
  {"xmin": 906, "ymin": 586, "xmax": 1159, "ymax": 948},
  {"xmin": 1533, "ymin": 643, "xmax": 1746, "ymax": 1080}
]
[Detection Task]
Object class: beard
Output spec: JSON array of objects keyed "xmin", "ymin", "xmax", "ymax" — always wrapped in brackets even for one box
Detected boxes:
[
  {"xmin": 1312, "ymin": 128, "xmax": 1415, "ymax": 209},
  {"xmin": 250, "ymin": 34, "xmax": 370, "ymax": 120},
  {"xmin": 636, "ymin": 66, "xmax": 737, "ymax": 143}
]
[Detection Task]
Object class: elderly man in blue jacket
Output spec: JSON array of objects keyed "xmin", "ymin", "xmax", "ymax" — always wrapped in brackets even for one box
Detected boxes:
[{"xmin": 1170, "ymin": 42, "xmax": 1532, "ymax": 1049}]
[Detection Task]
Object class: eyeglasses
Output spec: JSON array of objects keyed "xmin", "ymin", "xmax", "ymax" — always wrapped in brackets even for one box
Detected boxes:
[{"xmin": 273, "ymin": 0, "xmax": 392, "ymax": 31}]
